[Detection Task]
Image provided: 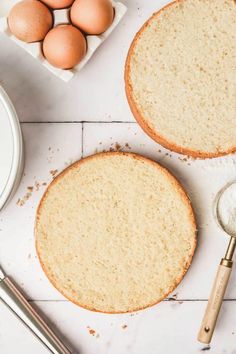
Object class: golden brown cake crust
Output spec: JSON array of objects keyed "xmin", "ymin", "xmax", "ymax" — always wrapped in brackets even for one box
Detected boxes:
[
  {"xmin": 35, "ymin": 152, "xmax": 197, "ymax": 313},
  {"xmin": 125, "ymin": 0, "xmax": 236, "ymax": 159}
]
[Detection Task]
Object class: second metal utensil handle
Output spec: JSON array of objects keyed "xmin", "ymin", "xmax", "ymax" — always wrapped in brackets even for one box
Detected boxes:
[
  {"xmin": 198, "ymin": 260, "xmax": 232, "ymax": 344},
  {"xmin": 0, "ymin": 277, "xmax": 72, "ymax": 354}
]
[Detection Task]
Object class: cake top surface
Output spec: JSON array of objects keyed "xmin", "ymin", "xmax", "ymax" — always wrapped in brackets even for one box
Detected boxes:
[
  {"xmin": 126, "ymin": 0, "xmax": 236, "ymax": 158},
  {"xmin": 35, "ymin": 152, "xmax": 196, "ymax": 313}
]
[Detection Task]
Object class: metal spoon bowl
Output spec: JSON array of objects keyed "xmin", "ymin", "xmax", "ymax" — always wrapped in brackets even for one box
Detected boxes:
[{"xmin": 198, "ymin": 181, "xmax": 236, "ymax": 344}]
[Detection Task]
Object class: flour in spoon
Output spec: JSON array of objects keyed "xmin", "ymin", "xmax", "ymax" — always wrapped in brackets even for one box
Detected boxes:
[{"xmin": 217, "ymin": 183, "xmax": 236, "ymax": 236}]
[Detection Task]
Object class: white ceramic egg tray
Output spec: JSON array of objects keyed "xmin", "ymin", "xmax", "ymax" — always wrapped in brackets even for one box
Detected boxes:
[{"xmin": 0, "ymin": 1, "xmax": 127, "ymax": 82}]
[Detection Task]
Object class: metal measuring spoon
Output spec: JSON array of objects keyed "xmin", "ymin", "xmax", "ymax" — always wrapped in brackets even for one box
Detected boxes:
[{"xmin": 198, "ymin": 181, "xmax": 236, "ymax": 344}]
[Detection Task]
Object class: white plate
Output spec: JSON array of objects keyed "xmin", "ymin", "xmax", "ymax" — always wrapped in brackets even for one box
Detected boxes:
[{"xmin": 0, "ymin": 86, "xmax": 24, "ymax": 210}]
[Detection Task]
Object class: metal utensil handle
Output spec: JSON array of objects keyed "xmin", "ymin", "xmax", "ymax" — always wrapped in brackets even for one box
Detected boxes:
[
  {"xmin": 0, "ymin": 277, "xmax": 72, "ymax": 354},
  {"xmin": 198, "ymin": 259, "xmax": 232, "ymax": 344}
]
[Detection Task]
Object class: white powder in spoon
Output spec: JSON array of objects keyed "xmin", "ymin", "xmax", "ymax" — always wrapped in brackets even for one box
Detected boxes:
[{"xmin": 217, "ymin": 183, "xmax": 236, "ymax": 236}]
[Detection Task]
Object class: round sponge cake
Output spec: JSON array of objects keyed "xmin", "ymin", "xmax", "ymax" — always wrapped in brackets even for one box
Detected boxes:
[
  {"xmin": 125, "ymin": 0, "xmax": 236, "ymax": 158},
  {"xmin": 35, "ymin": 152, "xmax": 196, "ymax": 313}
]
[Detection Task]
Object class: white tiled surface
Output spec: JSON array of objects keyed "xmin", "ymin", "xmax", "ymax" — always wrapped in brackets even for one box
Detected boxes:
[{"xmin": 1, "ymin": 0, "xmax": 236, "ymax": 353}]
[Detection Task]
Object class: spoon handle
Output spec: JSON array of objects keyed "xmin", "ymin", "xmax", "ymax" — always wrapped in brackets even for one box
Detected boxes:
[
  {"xmin": 198, "ymin": 259, "xmax": 232, "ymax": 344},
  {"xmin": 0, "ymin": 277, "xmax": 72, "ymax": 354}
]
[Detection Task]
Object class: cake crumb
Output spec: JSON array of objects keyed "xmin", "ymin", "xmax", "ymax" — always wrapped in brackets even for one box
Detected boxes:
[
  {"xmin": 168, "ymin": 293, "xmax": 178, "ymax": 301},
  {"xmin": 35, "ymin": 181, "xmax": 41, "ymax": 191},
  {"xmin": 122, "ymin": 325, "xmax": 128, "ymax": 329},
  {"xmin": 50, "ymin": 169, "xmax": 58, "ymax": 178},
  {"xmin": 115, "ymin": 142, "xmax": 121, "ymax": 151},
  {"xmin": 16, "ymin": 190, "xmax": 33, "ymax": 206},
  {"xmin": 201, "ymin": 346, "xmax": 211, "ymax": 351},
  {"xmin": 87, "ymin": 327, "xmax": 96, "ymax": 336}
]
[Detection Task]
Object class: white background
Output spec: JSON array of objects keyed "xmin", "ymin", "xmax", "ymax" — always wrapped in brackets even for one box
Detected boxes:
[{"xmin": 0, "ymin": 1, "xmax": 236, "ymax": 353}]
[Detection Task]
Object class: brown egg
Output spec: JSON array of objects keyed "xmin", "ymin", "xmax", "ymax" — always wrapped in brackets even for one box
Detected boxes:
[
  {"xmin": 8, "ymin": 0, "xmax": 53, "ymax": 43},
  {"xmin": 70, "ymin": 0, "xmax": 114, "ymax": 35},
  {"xmin": 41, "ymin": 0, "xmax": 74, "ymax": 9},
  {"xmin": 43, "ymin": 25, "xmax": 87, "ymax": 69}
]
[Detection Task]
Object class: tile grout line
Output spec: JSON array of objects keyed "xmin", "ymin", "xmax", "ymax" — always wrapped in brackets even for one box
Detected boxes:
[
  {"xmin": 81, "ymin": 122, "xmax": 84, "ymax": 158},
  {"xmin": 20, "ymin": 121, "xmax": 137, "ymax": 124},
  {"xmin": 28, "ymin": 299, "xmax": 236, "ymax": 303}
]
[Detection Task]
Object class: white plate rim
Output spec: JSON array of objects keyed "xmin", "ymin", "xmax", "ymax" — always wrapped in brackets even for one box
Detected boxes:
[{"xmin": 0, "ymin": 86, "xmax": 23, "ymax": 210}]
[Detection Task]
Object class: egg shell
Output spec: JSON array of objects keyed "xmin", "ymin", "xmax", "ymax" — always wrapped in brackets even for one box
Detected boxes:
[
  {"xmin": 8, "ymin": 0, "xmax": 53, "ymax": 43},
  {"xmin": 43, "ymin": 24, "xmax": 87, "ymax": 69},
  {"xmin": 70, "ymin": 0, "xmax": 114, "ymax": 35},
  {"xmin": 41, "ymin": 0, "xmax": 74, "ymax": 10}
]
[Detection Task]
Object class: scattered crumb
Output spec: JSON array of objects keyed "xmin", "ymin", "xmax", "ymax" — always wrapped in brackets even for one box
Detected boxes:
[
  {"xmin": 201, "ymin": 346, "xmax": 211, "ymax": 351},
  {"xmin": 16, "ymin": 180, "xmax": 47, "ymax": 206},
  {"xmin": 99, "ymin": 142, "xmax": 102, "ymax": 145},
  {"xmin": 35, "ymin": 181, "xmax": 41, "ymax": 191},
  {"xmin": 87, "ymin": 327, "xmax": 97, "ymax": 337},
  {"xmin": 16, "ymin": 191, "xmax": 32, "ymax": 206},
  {"xmin": 48, "ymin": 147, "xmax": 51, "ymax": 151},
  {"xmin": 28, "ymin": 254, "xmax": 32, "ymax": 259},
  {"xmin": 178, "ymin": 156, "xmax": 189, "ymax": 163},
  {"xmin": 168, "ymin": 293, "xmax": 178, "ymax": 301},
  {"xmin": 122, "ymin": 325, "xmax": 128, "ymax": 330},
  {"xmin": 178, "ymin": 301, "xmax": 183, "ymax": 304},
  {"xmin": 101, "ymin": 142, "xmax": 133, "ymax": 153},
  {"xmin": 64, "ymin": 159, "xmax": 74, "ymax": 167},
  {"xmin": 50, "ymin": 169, "xmax": 58, "ymax": 178},
  {"xmin": 115, "ymin": 142, "xmax": 121, "ymax": 150}
]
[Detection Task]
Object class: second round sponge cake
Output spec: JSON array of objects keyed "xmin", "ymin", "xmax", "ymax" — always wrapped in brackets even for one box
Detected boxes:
[
  {"xmin": 125, "ymin": 0, "xmax": 236, "ymax": 158},
  {"xmin": 35, "ymin": 152, "xmax": 196, "ymax": 313}
]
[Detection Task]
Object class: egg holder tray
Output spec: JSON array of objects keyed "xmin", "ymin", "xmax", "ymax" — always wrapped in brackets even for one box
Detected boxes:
[{"xmin": 0, "ymin": 1, "xmax": 127, "ymax": 82}]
